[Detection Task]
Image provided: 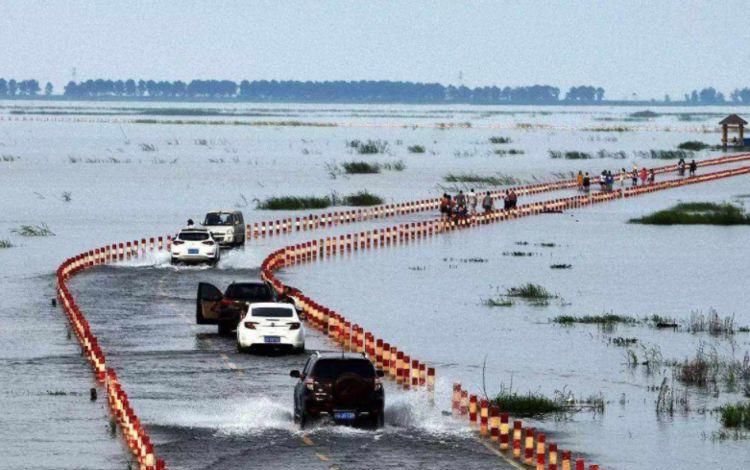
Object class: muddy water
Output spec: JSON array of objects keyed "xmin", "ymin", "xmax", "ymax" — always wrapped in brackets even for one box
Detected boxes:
[{"xmin": 1, "ymin": 101, "xmax": 748, "ymax": 468}]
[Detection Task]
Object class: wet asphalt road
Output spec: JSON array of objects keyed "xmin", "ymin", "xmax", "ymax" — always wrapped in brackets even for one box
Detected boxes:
[{"xmin": 67, "ymin": 262, "xmax": 512, "ymax": 470}]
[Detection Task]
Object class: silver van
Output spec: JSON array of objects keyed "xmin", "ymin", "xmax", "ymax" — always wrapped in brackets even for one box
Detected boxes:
[{"xmin": 202, "ymin": 210, "xmax": 245, "ymax": 247}]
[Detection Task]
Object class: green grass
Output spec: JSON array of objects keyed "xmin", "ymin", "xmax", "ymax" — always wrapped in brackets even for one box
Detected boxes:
[
  {"xmin": 491, "ymin": 391, "xmax": 565, "ymax": 417},
  {"xmin": 342, "ymin": 161, "xmax": 381, "ymax": 174},
  {"xmin": 553, "ymin": 314, "xmax": 638, "ymax": 325},
  {"xmin": 257, "ymin": 196, "xmax": 332, "ymax": 210},
  {"xmin": 381, "ymin": 160, "xmax": 406, "ymax": 171},
  {"xmin": 348, "ymin": 139, "xmax": 388, "ymax": 154},
  {"xmin": 630, "ymin": 110, "xmax": 660, "ymax": 118},
  {"xmin": 506, "ymin": 283, "xmax": 554, "ymax": 299},
  {"xmin": 0, "ymin": 239, "xmax": 13, "ymax": 248},
  {"xmin": 678, "ymin": 141, "xmax": 710, "ymax": 151},
  {"xmin": 719, "ymin": 402, "xmax": 750, "ymax": 429},
  {"xmin": 444, "ymin": 173, "xmax": 504, "ymax": 185},
  {"xmin": 483, "ymin": 297, "xmax": 514, "ymax": 307},
  {"xmin": 489, "ymin": 136, "xmax": 512, "ymax": 144},
  {"xmin": 12, "ymin": 223, "xmax": 55, "ymax": 237},
  {"xmin": 630, "ymin": 202, "xmax": 750, "ymax": 225},
  {"xmin": 407, "ymin": 145, "xmax": 426, "ymax": 153},
  {"xmin": 341, "ymin": 191, "xmax": 384, "ymax": 206},
  {"xmin": 549, "ymin": 150, "xmax": 593, "ymax": 159}
]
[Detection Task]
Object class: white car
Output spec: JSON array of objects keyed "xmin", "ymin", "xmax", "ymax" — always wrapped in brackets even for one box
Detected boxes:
[
  {"xmin": 237, "ymin": 302, "xmax": 305, "ymax": 353},
  {"xmin": 170, "ymin": 228, "xmax": 221, "ymax": 264},
  {"xmin": 202, "ymin": 210, "xmax": 245, "ymax": 247}
]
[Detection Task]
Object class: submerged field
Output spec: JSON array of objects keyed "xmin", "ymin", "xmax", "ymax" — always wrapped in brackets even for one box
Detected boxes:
[{"xmin": 1, "ymin": 101, "xmax": 749, "ymax": 469}]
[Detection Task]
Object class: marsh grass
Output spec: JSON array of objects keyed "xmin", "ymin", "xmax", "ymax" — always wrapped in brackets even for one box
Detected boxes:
[
  {"xmin": 549, "ymin": 150, "xmax": 592, "ymax": 160},
  {"xmin": 483, "ymin": 297, "xmax": 514, "ymax": 307},
  {"xmin": 12, "ymin": 223, "xmax": 55, "ymax": 237},
  {"xmin": 443, "ymin": 172, "xmax": 520, "ymax": 185},
  {"xmin": 341, "ymin": 191, "xmax": 384, "ymax": 206},
  {"xmin": 0, "ymin": 239, "xmax": 13, "ymax": 248},
  {"xmin": 553, "ymin": 314, "xmax": 638, "ymax": 325},
  {"xmin": 678, "ymin": 141, "xmax": 710, "ymax": 151},
  {"xmin": 634, "ymin": 149, "xmax": 694, "ymax": 160},
  {"xmin": 503, "ymin": 251, "xmax": 535, "ymax": 257},
  {"xmin": 348, "ymin": 139, "xmax": 388, "ymax": 154},
  {"xmin": 688, "ymin": 309, "xmax": 736, "ymax": 336},
  {"xmin": 494, "ymin": 149, "xmax": 525, "ymax": 156},
  {"xmin": 381, "ymin": 160, "xmax": 406, "ymax": 171},
  {"xmin": 630, "ymin": 110, "xmax": 660, "ymax": 118},
  {"xmin": 550, "ymin": 264, "xmax": 572, "ymax": 269},
  {"xmin": 630, "ymin": 202, "xmax": 750, "ymax": 225},
  {"xmin": 342, "ymin": 161, "xmax": 381, "ymax": 174},
  {"xmin": 489, "ymin": 136, "xmax": 512, "ymax": 144},
  {"xmin": 719, "ymin": 402, "xmax": 750, "ymax": 429},
  {"xmin": 407, "ymin": 145, "xmax": 426, "ymax": 153},
  {"xmin": 257, "ymin": 196, "xmax": 331, "ymax": 210},
  {"xmin": 491, "ymin": 390, "xmax": 565, "ymax": 417},
  {"xmin": 506, "ymin": 283, "xmax": 555, "ymax": 300}
]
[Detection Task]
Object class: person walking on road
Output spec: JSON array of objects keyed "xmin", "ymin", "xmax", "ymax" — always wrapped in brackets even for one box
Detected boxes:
[
  {"xmin": 689, "ymin": 160, "xmax": 697, "ymax": 177},
  {"xmin": 648, "ymin": 169, "xmax": 655, "ymax": 185},
  {"xmin": 482, "ymin": 191, "xmax": 493, "ymax": 213},
  {"xmin": 582, "ymin": 172, "xmax": 591, "ymax": 193},
  {"xmin": 577, "ymin": 171, "xmax": 584, "ymax": 191},
  {"xmin": 639, "ymin": 167, "xmax": 648, "ymax": 186},
  {"xmin": 456, "ymin": 190, "xmax": 466, "ymax": 207},
  {"xmin": 468, "ymin": 189, "xmax": 478, "ymax": 215},
  {"xmin": 678, "ymin": 158, "xmax": 686, "ymax": 177},
  {"xmin": 619, "ymin": 168, "xmax": 626, "ymax": 188}
]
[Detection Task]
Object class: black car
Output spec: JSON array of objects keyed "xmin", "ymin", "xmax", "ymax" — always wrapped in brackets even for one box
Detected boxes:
[
  {"xmin": 196, "ymin": 281, "xmax": 277, "ymax": 335},
  {"xmin": 291, "ymin": 352, "xmax": 385, "ymax": 429}
]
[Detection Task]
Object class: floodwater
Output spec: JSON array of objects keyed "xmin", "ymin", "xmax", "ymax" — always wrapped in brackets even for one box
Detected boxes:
[{"xmin": 1, "ymin": 101, "xmax": 749, "ymax": 469}]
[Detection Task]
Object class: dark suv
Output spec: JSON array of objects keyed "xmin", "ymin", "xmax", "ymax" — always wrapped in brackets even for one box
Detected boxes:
[
  {"xmin": 196, "ymin": 281, "xmax": 276, "ymax": 335},
  {"xmin": 291, "ymin": 352, "xmax": 385, "ymax": 429}
]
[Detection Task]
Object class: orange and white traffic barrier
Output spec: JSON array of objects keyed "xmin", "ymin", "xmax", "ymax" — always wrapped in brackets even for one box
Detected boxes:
[
  {"xmin": 512, "ymin": 421, "xmax": 522, "ymax": 459},
  {"xmin": 524, "ymin": 427, "xmax": 535, "ymax": 465},
  {"xmin": 459, "ymin": 389, "xmax": 468, "ymax": 416},
  {"xmin": 489, "ymin": 405, "xmax": 500, "ymax": 442},
  {"xmin": 499, "ymin": 412, "xmax": 510, "ymax": 450},
  {"xmin": 452, "ymin": 383, "xmax": 461, "ymax": 416},
  {"xmin": 479, "ymin": 399, "xmax": 489, "ymax": 436},
  {"xmin": 536, "ymin": 433, "xmax": 546, "ymax": 470},
  {"xmin": 549, "ymin": 443, "xmax": 559, "ymax": 470},
  {"xmin": 468, "ymin": 394, "xmax": 478, "ymax": 425}
]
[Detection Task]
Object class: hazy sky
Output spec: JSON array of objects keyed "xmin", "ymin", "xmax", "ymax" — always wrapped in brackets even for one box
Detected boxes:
[{"xmin": 1, "ymin": 0, "xmax": 748, "ymax": 99}]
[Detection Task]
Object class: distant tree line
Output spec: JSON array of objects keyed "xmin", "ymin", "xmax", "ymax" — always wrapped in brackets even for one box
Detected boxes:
[
  {"xmin": 57, "ymin": 79, "xmax": 601, "ymax": 104},
  {"xmin": 0, "ymin": 79, "xmax": 53, "ymax": 96},
  {"xmin": 683, "ymin": 86, "xmax": 750, "ymax": 105}
]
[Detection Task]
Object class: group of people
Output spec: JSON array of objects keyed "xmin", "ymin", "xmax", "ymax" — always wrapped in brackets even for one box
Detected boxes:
[
  {"xmin": 576, "ymin": 159, "xmax": 698, "ymax": 194},
  {"xmin": 439, "ymin": 188, "xmax": 518, "ymax": 220}
]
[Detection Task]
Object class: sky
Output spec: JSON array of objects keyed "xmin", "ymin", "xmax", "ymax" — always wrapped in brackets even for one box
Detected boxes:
[{"xmin": 1, "ymin": 0, "xmax": 748, "ymax": 99}]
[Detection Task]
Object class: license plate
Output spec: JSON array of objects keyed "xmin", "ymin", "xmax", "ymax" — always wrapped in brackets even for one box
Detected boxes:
[
  {"xmin": 264, "ymin": 336, "xmax": 281, "ymax": 343},
  {"xmin": 333, "ymin": 410, "xmax": 356, "ymax": 421},
  {"xmin": 188, "ymin": 248, "xmax": 199, "ymax": 254}
]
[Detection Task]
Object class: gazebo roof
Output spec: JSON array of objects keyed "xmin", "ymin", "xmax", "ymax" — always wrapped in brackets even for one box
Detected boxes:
[{"xmin": 719, "ymin": 114, "xmax": 748, "ymax": 126}]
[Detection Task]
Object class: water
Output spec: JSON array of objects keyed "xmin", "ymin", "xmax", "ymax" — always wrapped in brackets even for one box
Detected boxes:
[{"xmin": 1, "ymin": 101, "xmax": 748, "ymax": 469}]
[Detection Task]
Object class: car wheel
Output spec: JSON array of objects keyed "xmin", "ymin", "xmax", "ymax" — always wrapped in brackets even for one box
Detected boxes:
[
  {"xmin": 299, "ymin": 410, "xmax": 309, "ymax": 430},
  {"xmin": 236, "ymin": 342, "xmax": 247, "ymax": 353}
]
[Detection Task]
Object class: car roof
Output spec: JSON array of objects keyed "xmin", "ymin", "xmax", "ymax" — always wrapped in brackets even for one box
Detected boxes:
[
  {"xmin": 229, "ymin": 280, "xmax": 266, "ymax": 286},
  {"xmin": 250, "ymin": 302, "xmax": 294, "ymax": 310},
  {"xmin": 207, "ymin": 210, "xmax": 240, "ymax": 214},
  {"xmin": 180, "ymin": 227, "xmax": 209, "ymax": 233},
  {"xmin": 313, "ymin": 351, "xmax": 372, "ymax": 361}
]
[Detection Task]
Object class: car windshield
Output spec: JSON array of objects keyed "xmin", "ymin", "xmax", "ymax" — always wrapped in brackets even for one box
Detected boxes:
[
  {"xmin": 204, "ymin": 212, "xmax": 232, "ymax": 226},
  {"xmin": 312, "ymin": 359, "xmax": 375, "ymax": 379},
  {"xmin": 226, "ymin": 283, "xmax": 274, "ymax": 302},
  {"xmin": 179, "ymin": 231, "xmax": 209, "ymax": 241},
  {"xmin": 252, "ymin": 307, "xmax": 294, "ymax": 318}
]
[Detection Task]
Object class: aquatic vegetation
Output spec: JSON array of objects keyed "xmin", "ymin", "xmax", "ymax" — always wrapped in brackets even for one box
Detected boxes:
[
  {"xmin": 491, "ymin": 390, "xmax": 565, "ymax": 417},
  {"xmin": 503, "ymin": 251, "xmax": 535, "ymax": 257},
  {"xmin": 688, "ymin": 309, "xmax": 736, "ymax": 336},
  {"xmin": 407, "ymin": 145, "xmax": 425, "ymax": 153},
  {"xmin": 633, "ymin": 149, "xmax": 694, "ymax": 160},
  {"xmin": 630, "ymin": 202, "xmax": 750, "ymax": 225},
  {"xmin": 12, "ymin": 223, "xmax": 55, "ymax": 237},
  {"xmin": 678, "ymin": 141, "xmax": 710, "ymax": 151},
  {"xmin": 506, "ymin": 283, "xmax": 555, "ymax": 300},
  {"xmin": 381, "ymin": 160, "xmax": 406, "ymax": 171},
  {"xmin": 630, "ymin": 110, "xmax": 660, "ymax": 118},
  {"xmin": 550, "ymin": 264, "xmax": 572, "ymax": 269},
  {"xmin": 443, "ymin": 173, "xmax": 519, "ymax": 185},
  {"xmin": 257, "ymin": 196, "xmax": 332, "ymax": 210},
  {"xmin": 719, "ymin": 402, "xmax": 750, "ymax": 429},
  {"xmin": 348, "ymin": 139, "xmax": 388, "ymax": 154},
  {"xmin": 342, "ymin": 161, "xmax": 381, "ymax": 174},
  {"xmin": 1, "ymin": 154, "xmax": 19, "ymax": 162},
  {"xmin": 341, "ymin": 191, "xmax": 384, "ymax": 206},
  {"xmin": 611, "ymin": 337, "xmax": 638, "ymax": 346},
  {"xmin": 483, "ymin": 297, "xmax": 514, "ymax": 307},
  {"xmin": 489, "ymin": 136, "xmax": 512, "ymax": 144},
  {"xmin": 549, "ymin": 150, "xmax": 592, "ymax": 159},
  {"xmin": 61, "ymin": 191, "xmax": 72, "ymax": 202},
  {"xmin": 553, "ymin": 314, "xmax": 638, "ymax": 325},
  {"xmin": 493, "ymin": 148, "xmax": 525, "ymax": 156},
  {"xmin": 0, "ymin": 239, "xmax": 13, "ymax": 248}
]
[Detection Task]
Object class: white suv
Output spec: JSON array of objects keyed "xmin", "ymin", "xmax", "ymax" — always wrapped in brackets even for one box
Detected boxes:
[
  {"xmin": 237, "ymin": 303, "xmax": 305, "ymax": 353},
  {"xmin": 170, "ymin": 228, "xmax": 221, "ymax": 264},
  {"xmin": 202, "ymin": 210, "xmax": 245, "ymax": 247}
]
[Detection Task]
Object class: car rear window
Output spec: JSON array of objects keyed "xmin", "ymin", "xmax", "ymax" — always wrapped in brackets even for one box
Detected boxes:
[
  {"xmin": 226, "ymin": 283, "xmax": 274, "ymax": 302},
  {"xmin": 204, "ymin": 212, "xmax": 233, "ymax": 226},
  {"xmin": 179, "ymin": 232, "xmax": 209, "ymax": 241},
  {"xmin": 252, "ymin": 307, "xmax": 294, "ymax": 318},
  {"xmin": 312, "ymin": 359, "xmax": 375, "ymax": 379}
]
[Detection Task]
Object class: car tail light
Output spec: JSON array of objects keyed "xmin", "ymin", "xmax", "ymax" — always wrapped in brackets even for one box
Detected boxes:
[
  {"xmin": 304, "ymin": 377, "xmax": 315, "ymax": 391},
  {"xmin": 202, "ymin": 240, "xmax": 215, "ymax": 246},
  {"xmin": 288, "ymin": 322, "xmax": 301, "ymax": 330},
  {"xmin": 243, "ymin": 321, "xmax": 258, "ymax": 329},
  {"xmin": 374, "ymin": 377, "xmax": 383, "ymax": 391},
  {"xmin": 172, "ymin": 240, "xmax": 184, "ymax": 245}
]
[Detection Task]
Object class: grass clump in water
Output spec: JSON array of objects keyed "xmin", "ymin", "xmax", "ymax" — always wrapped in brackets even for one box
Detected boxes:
[
  {"xmin": 341, "ymin": 191, "xmax": 384, "ymax": 206},
  {"xmin": 407, "ymin": 145, "xmax": 425, "ymax": 153},
  {"xmin": 489, "ymin": 136, "xmax": 512, "ymax": 144},
  {"xmin": 0, "ymin": 239, "xmax": 13, "ymax": 248},
  {"xmin": 491, "ymin": 390, "xmax": 565, "ymax": 417},
  {"xmin": 483, "ymin": 296, "xmax": 514, "ymax": 307},
  {"xmin": 12, "ymin": 223, "xmax": 55, "ymax": 237},
  {"xmin": 444, "ymin": 173, "xmax": 502, "ymax": 185},
  {"xmin": 678, "ymin": 141, "xmax": 710, "ymax": 151},
  {"xmin": 719, "ymin": 402, "xmax": 750, "ymax": 429},
  {"xmin": 550, "ymin": 264, "xmax": 572, "ymax": 269},
  {"xmin": 381, "ymin": 160, "xmax": 406, "ymax": 171},
  {"xmin": 506, "ymin": 283, "xmax": 554, "ymax": 299},
  {"xmin": 494, "ymin": 149, "xmax": 525, "ymax": 156},
  {"xmin": 629, "ymin": 202, "xmax": 750, "ymax": 225},
  {"xmin": 549, "ymin": 150, "xmax": 593, "ymax": 160},
  {"xmin": 553, "ymin": 314, "xmax": 638, "ymax": 325},
  {"xmin": 342, "ymin": 161, "xmax": 381, "ymax": 174},
  {"xmin": 630, "ymin": 110, "xmax": 660, "ymax": 118},
  {"xmin": 257, "ymin": 196, "xmax": 332, "ymax": 210},
  {"xmin": 348, "ymin": 139, "xmax": 388, "ymax": 154}
]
